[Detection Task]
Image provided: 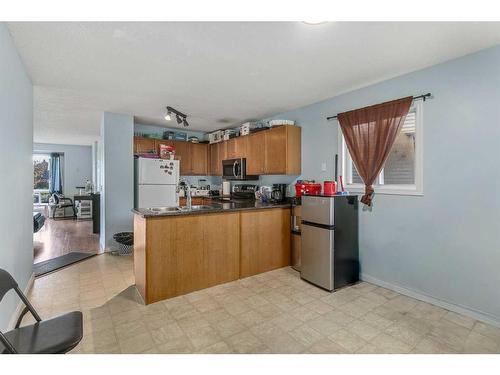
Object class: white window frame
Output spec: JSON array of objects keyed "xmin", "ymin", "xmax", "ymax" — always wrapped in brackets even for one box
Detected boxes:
[{"xmin": 337, "ymin": 100, "xmax": 424, "ymax": 196}]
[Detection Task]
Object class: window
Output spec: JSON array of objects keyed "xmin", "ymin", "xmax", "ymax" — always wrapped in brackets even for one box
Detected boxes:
[
  {"xmin": 338, "ymin": 100, "xmax": 423, "ymax": 195},
  {"xmin": 33, "ymin": 154, "xmax": 51, "ymax": 205}
]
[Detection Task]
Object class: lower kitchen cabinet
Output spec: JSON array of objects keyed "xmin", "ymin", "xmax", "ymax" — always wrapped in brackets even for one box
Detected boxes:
[
  {"xmin": 134, "ymin": 207, "xmax": 291, "ymax": 304},
  {"xmin": 240, "ymin": 208, "xmax": 291, "ymax": 278},
  {"xmin": 179, "ymin": 197, "xmax": 212, "ymax": 206},
  {"xmin": 134, "ymin": 212, "xmax": 240, "ymax": 303}
]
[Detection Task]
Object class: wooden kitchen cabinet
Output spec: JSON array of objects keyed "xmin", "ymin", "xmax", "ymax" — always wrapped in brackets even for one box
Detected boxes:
[
  {"xmin": 172, "ymin": 141, "xmax": 191, "ymax": 176},
  {"xmin": 219, "ymin": 141, "xmax": 227, "ymax": 164},
  {"xmin": 135, "ymin": 138, "xmax": 208, "ymax": 176},
  {"xmin": 210, "ymin": 125, "xmax": 303, "ymax": 176},
  {"xmin": 179, "ymin": 197, "xmax": 212, "ymax": 206},
  {"xmin": 225, "ymin": 138, "xmax": 237, "ymax": 159},
  {"xmin": 134, "ymin": 136, "xmax": 157, "ymax": 154},
  {"xmin": 190, "ymin": 143, "xmax": 208, "ymax": 175},
  {"xmin": 240, "ymin": 208, "xmax": 291, "ymax": 278},
  {"xmin": 208, "ymin": 143, "xmax": 219, "ymax": 175},
  {"xmin": 139, "ymin": 124, "xmax": 301, "ymax": 176},
  {"xmin": 154, "ymin": 139, "xmax": 174, "ymax": 155},
  {"xmin": 245, "ymin": 132, "xmax": 266, "ymax": 175},
  {"xmin": 264, "ymin": 125, "xmax": 301, "ymax": 175},
  {"xmin": 226, "ymin": 137, "xmax": 247, "ymax": 159},
  {"xmin": 134, "ymin": 212, "xmax": 240, "ymax": 303},
  {"xmin": 208, "ymin": 142, "xmax": 227, "ymax": 176}
]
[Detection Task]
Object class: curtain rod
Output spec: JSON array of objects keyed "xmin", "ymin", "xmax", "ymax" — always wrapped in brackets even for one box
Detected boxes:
[{"xmin": 326, "ymin": 93, "xmax": 432, "ymax": 121}]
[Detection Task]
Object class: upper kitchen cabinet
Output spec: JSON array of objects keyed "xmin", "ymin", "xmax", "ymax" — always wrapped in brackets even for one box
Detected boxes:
[
  {"xmin": 246, "ymin": 132, "xmax": 265, "ymax": 175},
  {"xmin": 190, "ymin": 143, "xmax": 208, "ymax": 175},
  {"xmin": 207, "ymin": 125, "xmax": 301, "ymax": 176},
  {"xmin": 137, "ymin": 125, "xmax": 300, "ymax": 176},
  {"xmin": 264, "ymin": 125, "xmax": 301, "ymax": 175},
  {"xmin": 226, "ymin": 137, "xmax": 247, "ymax": 159},
  {"xmin": 151, "ymin": 139, "xmax": 208, "ymax": 176},
  {"xmin": 173, "ymin": 141, "xmax": 191, "ymax": 176},
  {"xmin": 154, "ymin": 139, "xmax": 174, "ymax": 154},
  {"xmin": 208, "ymin": 143, "xmax": 220, "ymax": 176},
  {"xmin": 208, "ymin": 141, "xmax": 227, "ymax": 176},
  {"xmin": 134, "ymin": 136, "xmax": 156, "ymax": 154}
]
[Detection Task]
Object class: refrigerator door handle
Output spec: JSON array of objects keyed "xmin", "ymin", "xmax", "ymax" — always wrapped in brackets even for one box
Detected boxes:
[{"xmin": 301, "ymin": 220, "xmax": 335, "ymax": 230}]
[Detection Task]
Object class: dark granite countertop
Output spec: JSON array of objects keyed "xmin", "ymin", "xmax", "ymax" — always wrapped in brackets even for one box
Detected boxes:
[{"xmin": 132, "ymin": 200, "xmax": 291, "ymax": 218}]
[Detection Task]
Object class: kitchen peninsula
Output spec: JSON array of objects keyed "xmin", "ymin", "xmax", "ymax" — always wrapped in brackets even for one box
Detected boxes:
[{"xmin": 133, "ymin": 202, "xmax": 291, "ymax": 304}]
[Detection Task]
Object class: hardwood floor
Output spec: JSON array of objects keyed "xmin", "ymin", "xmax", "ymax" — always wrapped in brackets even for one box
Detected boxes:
[{"xmin": 33, "ymin": 217, "xmax": 100, "ymax": 263}]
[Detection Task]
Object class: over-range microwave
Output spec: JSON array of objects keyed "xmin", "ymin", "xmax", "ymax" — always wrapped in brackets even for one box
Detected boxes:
[{"xmin": 222, "ymin": 158, "xmax": 258, "ymax": 180}]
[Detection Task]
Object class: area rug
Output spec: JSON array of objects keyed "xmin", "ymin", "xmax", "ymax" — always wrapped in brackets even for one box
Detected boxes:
[{"xmin": 34, "ymin": 252, "xmax": 97, "ymax": 277}]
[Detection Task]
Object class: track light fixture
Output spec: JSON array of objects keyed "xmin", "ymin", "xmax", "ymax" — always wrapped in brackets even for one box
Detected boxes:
[{"xmin": 165, "ymin": 106, "xmax": 189, "ymax": 127}]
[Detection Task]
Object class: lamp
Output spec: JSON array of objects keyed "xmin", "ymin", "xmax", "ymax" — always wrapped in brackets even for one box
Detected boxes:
[{"xmin": 165, "ymin": 106, "xmax": 190, "ymax": 127}]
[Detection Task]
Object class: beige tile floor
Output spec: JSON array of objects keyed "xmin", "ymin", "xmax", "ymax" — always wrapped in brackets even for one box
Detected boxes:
[{"xmin": 23, "ymin": 253, "xmax": 500, "ymax": 354}]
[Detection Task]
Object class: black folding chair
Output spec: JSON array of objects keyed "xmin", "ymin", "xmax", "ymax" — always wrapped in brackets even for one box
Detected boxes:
[
  {"xmin": 49, "ymin": 193, "xmax": 77, "ymax": 219},
  {"xmin": 0, "ymin": 268, "xmax": 83, "ymax": 354}
]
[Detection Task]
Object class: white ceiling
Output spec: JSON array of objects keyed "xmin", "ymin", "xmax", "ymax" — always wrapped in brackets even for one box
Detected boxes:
[{"xmin": 7, "ymin": 22, "xmax": 500, "ymax": 145}]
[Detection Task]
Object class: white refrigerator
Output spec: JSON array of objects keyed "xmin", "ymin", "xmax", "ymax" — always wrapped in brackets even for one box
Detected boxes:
[{"xmin": 134, "ymin": 158, "xmax": 179, "ymax": 208}]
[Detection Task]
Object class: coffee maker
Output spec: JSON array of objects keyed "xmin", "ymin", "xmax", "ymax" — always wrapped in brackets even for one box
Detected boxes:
[{"xmin": 271, "ymin": 184, "xmax": 287, "ymax": 203}]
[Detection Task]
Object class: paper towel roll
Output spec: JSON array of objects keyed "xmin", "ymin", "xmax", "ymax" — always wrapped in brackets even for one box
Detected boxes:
[{"xmin": 222, "ymin": 181, "xmax": 231, "ymax": 196}]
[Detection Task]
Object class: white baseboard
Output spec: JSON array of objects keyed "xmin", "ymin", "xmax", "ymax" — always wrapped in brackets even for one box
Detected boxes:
[
  {"xmin": 7, "ymin": 272, "xmax": 35, "ymax": 330},
  {"xmin": 360, "ymin": 273, "xmax": 500, "ymax": 328}
]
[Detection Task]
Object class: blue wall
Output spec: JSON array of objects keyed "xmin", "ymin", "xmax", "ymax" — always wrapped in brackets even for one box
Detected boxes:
[
  {"xmin": 134, "ymin": 123, "xmax": 206, "ymax": 141},
  {"xmin": 0, "ymin": 24, "xmax": 34, "ymax": 329},
  {"xmin": 266, "ymin": 46, "xmax": 500, "ymax": 324},
  {"xmin": 100, "ymin": 112, "xmax": 134, "ymax": 250},
  {"xmin": 33, "ymin": 143, "xmax": 92, "ymax": 197}
]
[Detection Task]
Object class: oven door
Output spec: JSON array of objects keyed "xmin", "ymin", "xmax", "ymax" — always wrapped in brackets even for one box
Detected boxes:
[{"xmin": 222, "ymin": 159, "xmax": 243, "ymax": 180}]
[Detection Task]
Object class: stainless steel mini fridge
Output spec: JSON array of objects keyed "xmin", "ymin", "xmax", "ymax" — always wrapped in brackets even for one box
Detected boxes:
[{"xmin": 301, "ymin": 194, "xmax": 359, "ymax": 291}]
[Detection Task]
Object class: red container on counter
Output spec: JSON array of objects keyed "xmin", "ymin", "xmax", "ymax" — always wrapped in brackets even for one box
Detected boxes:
[
  {"xmin": 305, "ymin": 183, "xmax": 322, "ymax": 196},
  {"xmin": 295, "ymin": 182, "xmax": 305, "ymax": 198},
  {"xmin": 323, "ymin": 181, "xmax": 337, "ymax": 196},
  {"xmin": 295, "ymin": 181, "xmax": 322, "ymax": 197}
]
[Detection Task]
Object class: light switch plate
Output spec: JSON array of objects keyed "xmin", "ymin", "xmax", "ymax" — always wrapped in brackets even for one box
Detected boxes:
[{"xmin": 321, "ymin": 162, "xmax": 327, "ymax": 171}]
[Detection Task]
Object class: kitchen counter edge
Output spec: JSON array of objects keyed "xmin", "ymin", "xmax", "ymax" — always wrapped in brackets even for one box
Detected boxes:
[{"xmin": 132, "ymin": 201, "xmax": 292, "ymax": 218}]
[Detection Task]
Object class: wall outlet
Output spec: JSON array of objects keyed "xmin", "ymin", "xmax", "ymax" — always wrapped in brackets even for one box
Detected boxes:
[{"xmin": 321, "ymin": 162, "xmax": 327, "ymax": 172}]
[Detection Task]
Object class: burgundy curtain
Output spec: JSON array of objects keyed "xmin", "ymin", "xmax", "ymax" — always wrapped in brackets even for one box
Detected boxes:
[{"xmin": 338, "ymin": 96, "xmax": 413, "ymax": 206}]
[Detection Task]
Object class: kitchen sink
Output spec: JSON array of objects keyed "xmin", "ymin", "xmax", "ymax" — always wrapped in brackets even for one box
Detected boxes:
[
  {"xmin": 144, "ymin": 204, "xmax": 223, "ymax": 214},
  {"xmin": 179, "ymin": 204, "xmax": 222, "ymax": 211},
  {"xmin": 147, "ymin": 207, "xmax": 182, "ymax": 213}
]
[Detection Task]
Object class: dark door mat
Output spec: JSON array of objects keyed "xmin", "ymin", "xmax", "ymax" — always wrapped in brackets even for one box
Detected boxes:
[{"xmin": 34, "ymin": 252, "xmax": 97, "ymax": 277}]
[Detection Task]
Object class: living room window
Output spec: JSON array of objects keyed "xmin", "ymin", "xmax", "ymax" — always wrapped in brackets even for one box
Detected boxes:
[
  {"xmin": 338, "ymin": 100, "xmax": 423, "ymax": 195},
  {"xmin": 33, "ymin": 153, "xmax": 51, "ymax": 205}
]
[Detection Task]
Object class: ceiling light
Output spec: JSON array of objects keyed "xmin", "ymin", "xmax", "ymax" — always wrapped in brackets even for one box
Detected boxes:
[
  {"xmin": 164, "ymin": 106, "xmax": 189, "ymax": 127},
  {"xmin": 302, "ymin": 21, "xmax": 328, "ymax": 25}
]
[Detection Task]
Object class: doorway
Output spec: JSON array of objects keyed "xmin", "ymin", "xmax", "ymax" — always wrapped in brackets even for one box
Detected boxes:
[{"xmin": 32, "ymin": 151, "xmax": 100, "ymax": 263}]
